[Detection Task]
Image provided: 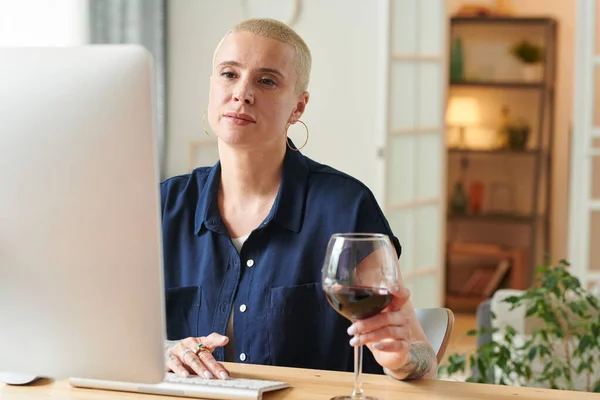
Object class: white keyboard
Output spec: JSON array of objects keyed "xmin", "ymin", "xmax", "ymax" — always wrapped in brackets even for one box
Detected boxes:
[
  {"xmin": 70, "ymin": 372, "xmax": 290, "ymax": 399},
  {"xmin": 163, "ymin": 372, "xmax": 289, "ymax": 392}
]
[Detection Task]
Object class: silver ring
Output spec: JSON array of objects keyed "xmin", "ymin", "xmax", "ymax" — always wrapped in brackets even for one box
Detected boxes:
[{"xmin": 181, "ymin": 348, "xmax": 194, "ymax": 362}]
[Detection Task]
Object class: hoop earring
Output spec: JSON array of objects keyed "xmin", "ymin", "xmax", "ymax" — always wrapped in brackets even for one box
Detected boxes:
[
  {"xmin": 286, "ymin": 120, "xmax": 309, "ymax": 151},
  {"xmin": 202, "ymin": 109, "xmax": 211, "ymax": 136}
]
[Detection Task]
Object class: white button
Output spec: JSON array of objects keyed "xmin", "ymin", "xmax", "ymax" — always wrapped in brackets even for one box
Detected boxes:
[
  {"xmin": 239, "ymin": 304, "xmax": 247, "ymax": 312},
  {"xmin": 239, "ymin": 353, "xmax": 247, "ymax": 362},
  {"xmin": 246, "ymin": 259, "xmax": 254, "ymax": 267}
]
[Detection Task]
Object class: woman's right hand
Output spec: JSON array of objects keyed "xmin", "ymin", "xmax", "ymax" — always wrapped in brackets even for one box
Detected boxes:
[{"xmin": 166, "ymin": 333, "xmax": 230, "ymax": 380}]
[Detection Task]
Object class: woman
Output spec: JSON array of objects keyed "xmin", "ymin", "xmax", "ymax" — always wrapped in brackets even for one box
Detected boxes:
[{"xmin": 160, "ymin": 18, "xmax": 437, "ymax": 382}]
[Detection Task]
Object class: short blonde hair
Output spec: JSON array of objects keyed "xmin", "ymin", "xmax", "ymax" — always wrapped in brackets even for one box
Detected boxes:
[{"xmin": 213, "ymin": 18, "xmax": 312, "ymax": 93}]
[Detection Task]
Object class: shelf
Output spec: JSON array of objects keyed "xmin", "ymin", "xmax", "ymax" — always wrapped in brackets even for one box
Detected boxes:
[
  {"xmin": 448, "ymin": 149, "xmax": 541, "ymax": 155},
  {"xmin": 450, "ymin": 16, "xmax": 556, "ymax": 26},
  {"xmin": 445, "ymin": 294, "xmax": 488, "ymax": 312},
  {"xmin": 450, "ymin": 81, "xmax": 545, "ymax": 89},
  {"xmin": 447, "ymin": 213, "xmax": 538, "ymax": 224}
]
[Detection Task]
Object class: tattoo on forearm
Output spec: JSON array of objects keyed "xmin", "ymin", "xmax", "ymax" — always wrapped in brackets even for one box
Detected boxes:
[{"xmin": 388, "ymin": 341, "xmax": 436, "ymax": 380}]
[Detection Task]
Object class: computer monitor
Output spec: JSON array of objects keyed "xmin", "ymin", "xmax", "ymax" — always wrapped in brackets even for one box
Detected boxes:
[{"xmin": 0, "ymin": 45, "xmax": 166, "ymax": 384}]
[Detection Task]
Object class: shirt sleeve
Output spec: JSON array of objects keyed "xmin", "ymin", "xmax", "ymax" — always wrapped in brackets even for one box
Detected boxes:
[
  {"xmin": 159, "ymin": 180, "xmax": 168, "ymax": 218},
  {"xmin": 355, "ymin": 189, "xmax": 402, "ymax": 259}
]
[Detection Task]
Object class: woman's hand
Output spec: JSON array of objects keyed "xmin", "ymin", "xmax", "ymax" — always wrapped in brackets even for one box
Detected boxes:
[
  {"xmin": 166, "ymin": 333, "xmax": 230, "ymax": 380},
  {"xmin": 346, "ymin": 285, "xmax": 414, "ymax": 371}
]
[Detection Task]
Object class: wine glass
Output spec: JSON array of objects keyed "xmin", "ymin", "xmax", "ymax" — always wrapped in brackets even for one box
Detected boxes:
[{"xmin": 322, "ymin": 233, "xmax": 399, "ymax": 400}]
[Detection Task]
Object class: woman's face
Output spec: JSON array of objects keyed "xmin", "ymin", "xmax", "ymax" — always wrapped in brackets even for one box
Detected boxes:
[{"xmin": 208, "ymin": 31, "xmax": 309, "ymax": 149}]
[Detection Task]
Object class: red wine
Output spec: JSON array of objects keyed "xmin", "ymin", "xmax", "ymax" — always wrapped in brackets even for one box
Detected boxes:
[{"xmin": 325, "ymin": 286, "xmax": 392, "ymax": 320}]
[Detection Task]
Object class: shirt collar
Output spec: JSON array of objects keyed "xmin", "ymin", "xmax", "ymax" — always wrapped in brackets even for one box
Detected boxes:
[{"xmin": 194, "ymin": 143, "xmax": 309, "ymax": 235}]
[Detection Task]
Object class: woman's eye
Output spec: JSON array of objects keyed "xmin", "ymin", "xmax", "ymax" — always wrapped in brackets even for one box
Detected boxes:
[
  {"xmin": 220, "ymin": 71, "xmax": 235, "ymax": 79},
  {"xmin": 259, "ymin": 78, "xmax": 276, "ymax": 86}
]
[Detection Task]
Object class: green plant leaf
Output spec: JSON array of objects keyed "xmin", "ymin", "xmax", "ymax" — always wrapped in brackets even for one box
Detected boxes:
[
  {"xmin": 497, "ymin": 354, "xmax": 507, "ymax": 370},
  {"xmin": 593, "ymin": 379, "xmax": 600, "ymax": 393},
  {"xmin": 505, "ymin": 325, "xmax": 516, "ymax": 336},
  {"xmin": 527, "ymin": 346, "xmax": 538, "ymax": 361},
  {"xmin": 575, "ymin": 362, "xmax": 588, "ymax": 374},
  {"xmin": 539, "ymin": 344, "xmax": 550, "ymax": 358},
  {"xmin": 535, "ymin": 265, "xmax": 546, "ymax": 275},
  {"xmin": 466, "ymin": 329, "xmax": 478, "ymax": 336},
  {"xmin": 587, "ymin": 294, "xmax": 600, "ymax": 309},
  {"xmin": 525, "ymin": 304, "xmax": 538, "ymax": 317},
  {"xmin": 518, "ymin": 338, "xmax": 534, "ymax": 351},
  {"xmin": 577, "ymin": 335, "xmax": 594, "ymax": 354},
  {"xmin": 503, "ymin": 296, "xmax": 521, "ymax": 305},
  {"xmin": 437, "ymin": 365, "xmax": 447, "ymax": 378},
  {"xmin": 448, "ymin": 353, "xmax": 466, "ymax": 365},
  {"xmin": 592, "ymin": 322, "xmax": 600, "ymax": 339},
  {"xmin": 553, "ymin": 368, "xmax": 563, "ymax": 379},
  {"xmin": 524, "ymin": 365, "xmax": 532, "ymax": 381}
]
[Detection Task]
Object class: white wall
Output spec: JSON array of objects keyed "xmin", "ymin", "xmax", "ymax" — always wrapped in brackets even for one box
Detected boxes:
[
  {"xmin": 448, "ymin": 0, "xmax": 576, "ymax": 261},
  {"xmin": 0, "ymin": 0, "xmax": 88, "ymax": 46},
  {"xmin": 166, "ymin": 0, "xmax": 387, "ymax": 202}
]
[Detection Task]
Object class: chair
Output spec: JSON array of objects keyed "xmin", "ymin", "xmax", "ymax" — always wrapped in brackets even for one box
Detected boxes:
[{"xmin": 416, "ymin": 308, "xmax": 455, "ymax": 363}]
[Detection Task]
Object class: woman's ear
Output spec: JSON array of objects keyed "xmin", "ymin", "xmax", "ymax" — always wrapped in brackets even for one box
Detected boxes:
[{"xmin": 290, "ymin": 91, "xmax": 310, "ymax": 123}]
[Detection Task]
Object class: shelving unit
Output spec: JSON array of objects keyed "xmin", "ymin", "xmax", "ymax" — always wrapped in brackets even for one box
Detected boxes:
[
  {"xmin": 445, "ymin": 16, "xmax": 557, "ymax": 312},
  {"xmin": 451, "ymin": 81, "xmax": 547, "ymax": 89}
]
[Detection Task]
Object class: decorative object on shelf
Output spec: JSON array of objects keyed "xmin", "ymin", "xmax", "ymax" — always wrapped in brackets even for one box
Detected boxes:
[
  {"xmin": 495, "ymin": 105, "xmax": 531, "ymax": 150},
  {"xmin": 455, "ymin": 4, "xmax": 494, "ymax": 17},
  {"xmin": 510, "ymin": 40, "xmax": 544, "ymax": 82},
  {"xmin": 450, "ymin": 37, "xmax": 464, "ymax": 82},
  {"xmin": 454, "ymin": 0, "xmax": 513, "ymax": 17},
  {"xmin": 506, "ymin": 119, "xmax": 531, "ymax": 150},
  {"xmin": 493, "ymin": 0, "xmax": 514, "ymax": 15},
  {"xmin": 469, "ymin": 181, "xmax": 485, "ymax": 214},
  {"xmin": 447, "ymin": 96, "xmax": 481, "ymax": 149},
  {"xmin": 450, "ymin": 157, "xmax": 470, "ymax": 215},
  {"xmin": 439, "ymin": 259, "xmax": 600, "ymax": 392},
  {"xmin": 450, "ymin": 182, "xmax": 469, "ymax": 215},
  {"xmin": 495, "ymin": 106, "xmax": 510, "ymax": 149}
]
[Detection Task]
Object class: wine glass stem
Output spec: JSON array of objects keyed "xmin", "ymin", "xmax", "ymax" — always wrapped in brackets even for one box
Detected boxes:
[{"xmin": 351, "ymin": 345, "xmax": 365, "ymax": 399}]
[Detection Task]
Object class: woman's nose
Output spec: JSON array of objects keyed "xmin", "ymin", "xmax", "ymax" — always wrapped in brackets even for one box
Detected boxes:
[{"xmin": 233, "ymin": 84, "xmax": 254, "ymax": 105}]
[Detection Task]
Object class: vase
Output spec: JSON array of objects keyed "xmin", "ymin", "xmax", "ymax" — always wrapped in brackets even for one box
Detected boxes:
[
  {"xmin": 450, "ymin": 182, "xmax": 468, "ymax": 215},
  {"xmin": 521, "ymin": 63, "xmax": 543, "ymax": 82},
  {"xmin": 450, "ymin": 38, "xmax": 464, "ymax": 82}
]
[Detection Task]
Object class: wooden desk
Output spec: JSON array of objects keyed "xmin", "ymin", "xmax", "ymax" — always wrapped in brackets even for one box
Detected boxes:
[{"xmin": 1, "ymin": 362, "xmax": 597, "ymax": 399}]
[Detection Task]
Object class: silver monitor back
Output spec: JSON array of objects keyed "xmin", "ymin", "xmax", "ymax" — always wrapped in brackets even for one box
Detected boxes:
[{"xmin": 0, "ymin": 45, "xmax": 166, "ymax": 384}]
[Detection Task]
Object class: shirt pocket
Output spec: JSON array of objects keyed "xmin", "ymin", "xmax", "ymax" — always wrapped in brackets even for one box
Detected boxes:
[
  {"xmin": 165, "ymin": 285, "xmax": 202, "ymax": 340},
  {"xmin": 267, "ymin": 282, "xmax": 334, "ymax": 368}
]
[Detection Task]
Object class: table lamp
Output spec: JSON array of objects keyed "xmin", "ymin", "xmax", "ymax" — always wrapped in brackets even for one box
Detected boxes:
[{"xmin": 446, "ymin": 96, "xmax": 480, "ymax": 149}]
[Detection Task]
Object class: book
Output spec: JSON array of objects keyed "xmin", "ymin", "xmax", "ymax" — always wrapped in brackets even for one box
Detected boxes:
[{"xmin": 482, "ymin": 259, "xmax": 512, "ymax": 298}]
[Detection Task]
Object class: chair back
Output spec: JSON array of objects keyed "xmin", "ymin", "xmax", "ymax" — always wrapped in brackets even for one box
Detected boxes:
[{"xmin": 416, "ymin": 308, "xmax": 455, "ymax": 363}]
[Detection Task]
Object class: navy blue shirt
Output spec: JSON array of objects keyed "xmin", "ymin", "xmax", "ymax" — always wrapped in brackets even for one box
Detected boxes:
[{"xmin": 160, "ymin": 145, "xmax": 402, "ymax": 374}]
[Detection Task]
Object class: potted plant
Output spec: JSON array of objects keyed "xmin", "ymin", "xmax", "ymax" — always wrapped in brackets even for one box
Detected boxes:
[
  {"xmin": 510, "ymin": 40, "xmax": 544, "ymax": 82},
  {"xmin": 506, "ymin": 120, "xmax": 531, "ymax": 150},
  {"xmin": 438, "ymin": 259, "xmax": 600, "ymax": 392}
]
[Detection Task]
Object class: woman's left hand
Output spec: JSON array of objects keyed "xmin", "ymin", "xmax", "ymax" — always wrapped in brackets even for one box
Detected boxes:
[{"xmin": 346, "ymin": 285, "xmax": 413, "ymax": 371}]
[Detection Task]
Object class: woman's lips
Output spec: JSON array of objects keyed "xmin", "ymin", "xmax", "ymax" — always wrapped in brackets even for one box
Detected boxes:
[{"xmin": 224, "ymin": 112, "xmax": 256, "ymax": 125}]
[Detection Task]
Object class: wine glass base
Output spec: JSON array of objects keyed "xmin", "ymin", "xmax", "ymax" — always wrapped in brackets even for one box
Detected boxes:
[{"xmin": 330, "ymin": 396, "xmax": 380, "ymax": 400}]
